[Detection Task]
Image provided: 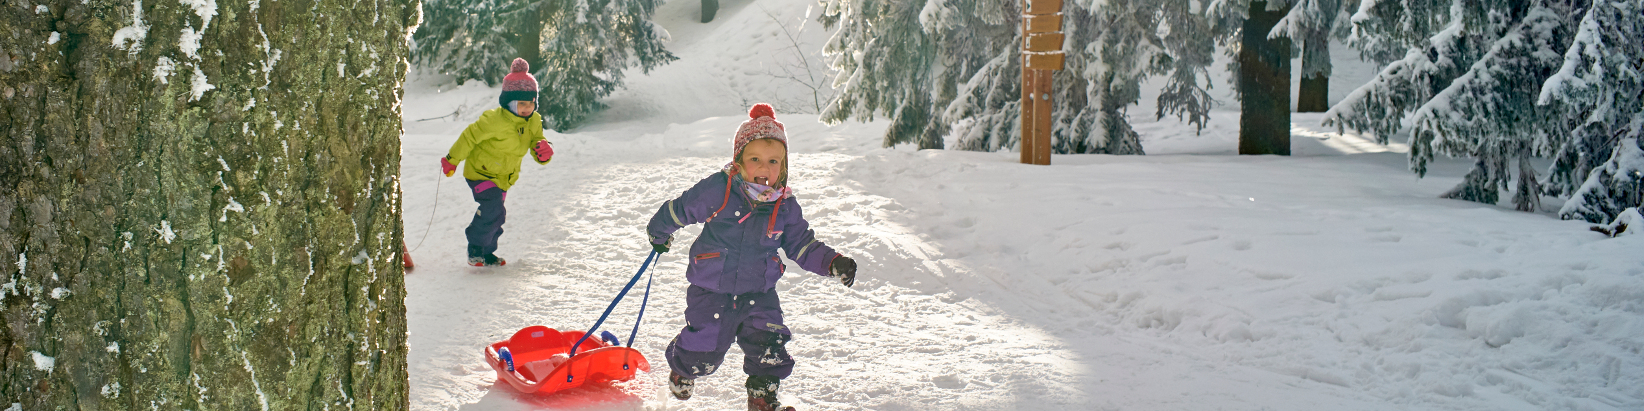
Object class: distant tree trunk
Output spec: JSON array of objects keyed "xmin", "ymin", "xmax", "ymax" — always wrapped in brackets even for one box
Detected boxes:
[
  {"xmin": 1297, "ymin": 74, "xmax": 1329, "ymax": 112},
  {"xmin": 0, "ymin": 1, "xmax": 415, "ymax": 409},
  {"xmin": 513, "ymin": 2, "xmax": 550, "ymax": 73},
  {"xmin": 1296, "ymin": 35, "xmax": 1330, "ymax": 113},
  {"xmin": 702, "ymin": 0, "xmax": 720, "ymax": 23},
  {"xmin": 1239, "ymin": 0, "xmax": 1293, "ymax": 155}
]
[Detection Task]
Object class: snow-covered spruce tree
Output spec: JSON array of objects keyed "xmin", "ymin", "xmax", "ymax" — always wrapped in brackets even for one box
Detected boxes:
[
  {"xmin": 1270, "ymin": 0, "xmax": 1357, "ymax": 112},
  {"xmin": 817, "ymin": 0, "xmax": 946, "ymax": 149},
  {"xmin": 413, "ymin": 0, "xmax": 676, "ymax": 130},
  {"xmin": 1319, "ymin": 0, "xmax": 1463, "ymax": 142},
  {"xmin": 1324, "ymin": 0, "xmax": 1590, "ymax": 211},
  {"xmin": 819, "ymin": 0, "xmax": 1218, "ymax": 154},
  {"xmin": 1341, "ymin": 0, "xmax": 1452, "ymax": 66},
  {"xmin": 1542, "ymin": 0, "xmax": 1644, "ymax": 224}
]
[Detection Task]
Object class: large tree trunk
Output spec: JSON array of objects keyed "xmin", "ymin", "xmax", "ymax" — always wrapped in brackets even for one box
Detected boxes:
[
  {"xmin": 1239, "ymin": 0, "xmax": 1293, "ymax": 155},
  {"xmin": 1, "ymin": 1, "xmax": 415, "ymax": 409}
]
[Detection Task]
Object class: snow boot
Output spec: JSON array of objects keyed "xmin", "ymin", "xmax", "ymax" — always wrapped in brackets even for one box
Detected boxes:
[
  {"xmin": 668, "ymin": 370, "xmax": 694, "ymax": 400},
  {"xmin": 746, "ymin": 375, "xmax": 795, "ymax": 411},
  {"xmin": 466, "ymin": 246, "xmax": 506, "ymax": 266},
  {"xmin": 467, "ymin": 255, "xmax": 506, "ymax": 266}
]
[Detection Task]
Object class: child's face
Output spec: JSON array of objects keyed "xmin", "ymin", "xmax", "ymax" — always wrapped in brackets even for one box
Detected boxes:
[
  {"xmin": 515, "ymin": 100, "xmax": 536, "ymax": 116},
  {"xmin": 738, "ymin": 139, "xmax": 786, "ymax": 186}
]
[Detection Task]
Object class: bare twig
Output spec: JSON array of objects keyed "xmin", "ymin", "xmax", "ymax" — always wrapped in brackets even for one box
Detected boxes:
[
  {"xmin": 759, "ymin": 6, "xmax": 835, "ymax": 113},
  {"xmin": 415, "ymin": 110, "xmax": 461, "ymax": 122}
]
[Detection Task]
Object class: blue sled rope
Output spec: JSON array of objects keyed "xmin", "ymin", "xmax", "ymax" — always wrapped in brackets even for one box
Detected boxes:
[{"xmin": 569, "ymin": 250, "xmax": 659, "ymax": 356}]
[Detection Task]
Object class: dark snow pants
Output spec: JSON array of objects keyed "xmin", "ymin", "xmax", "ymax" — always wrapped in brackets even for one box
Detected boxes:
[
  {"xmin": 666, "ymin": 285, "xmax": 794, "ymax": 379},
  {"xmin": 464, "ymin": 179, "xmax": 507, "ymax": 257}
]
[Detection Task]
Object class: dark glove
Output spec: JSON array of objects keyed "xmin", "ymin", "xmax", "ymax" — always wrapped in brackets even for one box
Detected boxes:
[
  {"xmin": 651, "ymin": 236, "xmax": 671, "ymax": 254},
  {"xmin": 830, "ymin": 256, "xmax": 856, "ymax": 288}
]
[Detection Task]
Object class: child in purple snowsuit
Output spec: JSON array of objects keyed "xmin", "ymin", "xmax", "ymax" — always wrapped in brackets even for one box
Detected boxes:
[{"xmin": 646, "ymin": 103, "xmax": 858, "ymax": 411}]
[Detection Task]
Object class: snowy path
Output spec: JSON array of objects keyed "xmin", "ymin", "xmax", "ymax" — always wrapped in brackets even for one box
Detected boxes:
[
  {"xmin": 402, "ymin": 113, "xmax": 1644, "ymax": 411},
  {"xmin": 398, "ymin": 0, "xmax": 1644, "ymax": 408},
  {"xmin": 401, "ymin": 115, "xmax": 1103, "ymax": 410}
]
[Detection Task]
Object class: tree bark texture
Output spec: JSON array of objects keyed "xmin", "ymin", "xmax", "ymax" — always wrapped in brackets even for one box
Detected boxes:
[
  {"xmin": 1, "ymin": 1, "xmax": 415, "ymax": 409},
  {"xmin": 1296, "ymin": 36, "xmax": 1330, "ymax": 113},
  {"xmin": 1297, "ymin": 73, "xmax": 1329, "ymax": 112},
  {"xmin": 1239, "ymin": 1, "xmax": 1293, "ymax": 155}
]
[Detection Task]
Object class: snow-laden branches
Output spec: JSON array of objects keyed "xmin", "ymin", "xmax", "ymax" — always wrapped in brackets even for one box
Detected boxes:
[
  {"xmin": 411, "ymin": 0, "xmax": 676, "ymax": 130},
  {"xmin": 821, "ymin": 0, "xmax": 1218, "ymax": 152},
  {"xmin": 1327, "ymin": 0, "xmax": 1644, "ymax": 222},
  {"xmin": 1539, "ymin": 0, "xmax": 1644, "ymax": 222}
]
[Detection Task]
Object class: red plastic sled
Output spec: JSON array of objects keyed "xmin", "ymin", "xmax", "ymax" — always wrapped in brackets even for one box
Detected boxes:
[{"xmin": 483, "ymin": 325, "xmax": 651, "ymax": 394}]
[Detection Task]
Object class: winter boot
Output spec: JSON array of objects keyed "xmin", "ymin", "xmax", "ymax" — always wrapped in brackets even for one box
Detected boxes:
[
  {"xmin": 482, "ymin": 254, "xmax": 506, "ymax": 266},
  {"xmin": 668, "ymin": 370, "xmax": 694, "ymax": 400},
  {"xmin": 746, "ymin": 375, "xmax": 795, "ymax": 411},
  {"xmin": 466, "ymin": 246, "xmax": 506, "ymax": 266}
]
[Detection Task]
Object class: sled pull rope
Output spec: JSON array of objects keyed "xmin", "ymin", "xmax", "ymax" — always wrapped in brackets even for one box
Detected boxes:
[
  {"xmin": 627, "ymin": 255, "xmax": 660, "ymax": 349},
  {"xmin": 570, "ymin": 250, "xmax": 659, "ymax": 357},
  {"xmin": 410, "ymin": 171, "xmax": 442, "ymax": 253}
]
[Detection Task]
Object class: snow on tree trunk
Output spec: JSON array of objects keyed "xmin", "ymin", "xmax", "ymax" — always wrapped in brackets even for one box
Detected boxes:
[
  {"xmin": 1240, "ymin": 0, "xmax": 1294, "ymax": 155},
  {"xmin": 1270, "ymin": 0, "xmax": 1347, "ymax": 113},
  {"xmin": 1296, "ymin": 40, "xmax": 1331, "ymax": 112},
  {"xmin": 0, "ymin": 1, "xmax": 414, "ymax": 408}
]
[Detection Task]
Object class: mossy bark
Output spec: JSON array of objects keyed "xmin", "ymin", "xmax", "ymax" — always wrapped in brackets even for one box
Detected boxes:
[{"xmin": 1, "ymin": 0, "xmax": 415, "ymax": 408}]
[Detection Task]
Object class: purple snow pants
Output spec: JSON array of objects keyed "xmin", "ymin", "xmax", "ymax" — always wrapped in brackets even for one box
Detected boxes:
[
  {"xmin": 464, "ymin": 179, "xmax": 507, "ymax": 256},
  {"xmin": 666, "ymin": 285, "xmax": 795, "ymax": 379}
]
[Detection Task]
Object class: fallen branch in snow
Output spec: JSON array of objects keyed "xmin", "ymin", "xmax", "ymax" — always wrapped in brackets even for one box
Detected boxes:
[
  {"xmin": 1590, "ymin": 207, "xmax": 1641, "ymax": 237},
  {"xmin": 415, "ymin": 110, "xmax": 460, "ymax": 122}
]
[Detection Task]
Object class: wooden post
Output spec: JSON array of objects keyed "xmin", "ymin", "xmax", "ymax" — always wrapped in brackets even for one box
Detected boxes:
[{"xmin": 1021, "ymin": 0, "xmax": 1063, "ymax": 165}]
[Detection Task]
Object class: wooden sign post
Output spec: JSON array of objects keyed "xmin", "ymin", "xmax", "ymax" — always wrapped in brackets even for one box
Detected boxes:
[{"xmin": 1020, "ymin": 0, "xmax": 1063, "ymax": 165}]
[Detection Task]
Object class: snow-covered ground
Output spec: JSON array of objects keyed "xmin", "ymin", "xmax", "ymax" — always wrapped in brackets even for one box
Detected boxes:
[{"xmin": 400, "ymin": 0, "xmax": 1644, "ymax": 410}]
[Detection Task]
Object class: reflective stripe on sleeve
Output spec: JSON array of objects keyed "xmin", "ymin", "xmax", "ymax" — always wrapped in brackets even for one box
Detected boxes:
[
  {"xmin": 794, "ymin": 239, "xmax": 819, "ymax": 260},
  {"xmin": 667, "ymin": 200, "xmax": 683, "ymax": 226}
]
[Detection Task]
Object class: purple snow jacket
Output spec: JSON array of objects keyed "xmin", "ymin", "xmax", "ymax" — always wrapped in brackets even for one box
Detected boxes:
[{"xmin": 648, "ymin": 170, "xmax": 839, "ymax": 295}]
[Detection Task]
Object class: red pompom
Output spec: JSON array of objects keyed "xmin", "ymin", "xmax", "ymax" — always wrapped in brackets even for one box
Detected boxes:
[
  {"xmin": 748, "ymin": 103, "xmax": 775, "ymax": 119},
  {"xmin": 511, "ymin": 58, "xmax": 529, "ymax": 73}
]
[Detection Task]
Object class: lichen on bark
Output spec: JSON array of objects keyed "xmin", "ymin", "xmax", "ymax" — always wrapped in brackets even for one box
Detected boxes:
[{"xmin": 1, "ymin": 1, "xmax": 416, "ymax": 408}]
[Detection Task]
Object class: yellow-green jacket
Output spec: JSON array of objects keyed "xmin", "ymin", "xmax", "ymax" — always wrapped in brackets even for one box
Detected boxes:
[{"xmin": 445, "ymin": 107, "xmax": 548, "ymax": 191}]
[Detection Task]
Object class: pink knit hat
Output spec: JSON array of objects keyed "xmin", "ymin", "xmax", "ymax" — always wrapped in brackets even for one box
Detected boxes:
[
  {"xmin": 733, "ymin": 103, "xmax": 787, "ymax": 162},
  {"xmin": 729, "ymin": 103, "xmax": 790, "ymax": 187},
  {"xmin": 498, "ymin": 58, "xmax": 538, "ymax": 108}
]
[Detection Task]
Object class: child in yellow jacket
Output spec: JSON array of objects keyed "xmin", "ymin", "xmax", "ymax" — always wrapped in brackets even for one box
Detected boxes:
[{"xmin": 441, "ymin": 58, "xmax": 555, "ymax": 266}]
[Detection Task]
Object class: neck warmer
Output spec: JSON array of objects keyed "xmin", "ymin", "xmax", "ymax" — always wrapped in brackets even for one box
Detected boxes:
[{"xmin": 739, "ymin": 177, "xmax": 789, "ymax": 203}]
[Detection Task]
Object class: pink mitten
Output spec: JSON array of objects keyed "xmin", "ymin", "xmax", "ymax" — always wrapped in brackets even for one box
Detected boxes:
[
  {"xmin": 533, "ymin": 140, "xmax": 554, "ymax": 163},
  {"xmin": 441, "ymin": 157, "xmax": 457, "ymax": 176}
]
